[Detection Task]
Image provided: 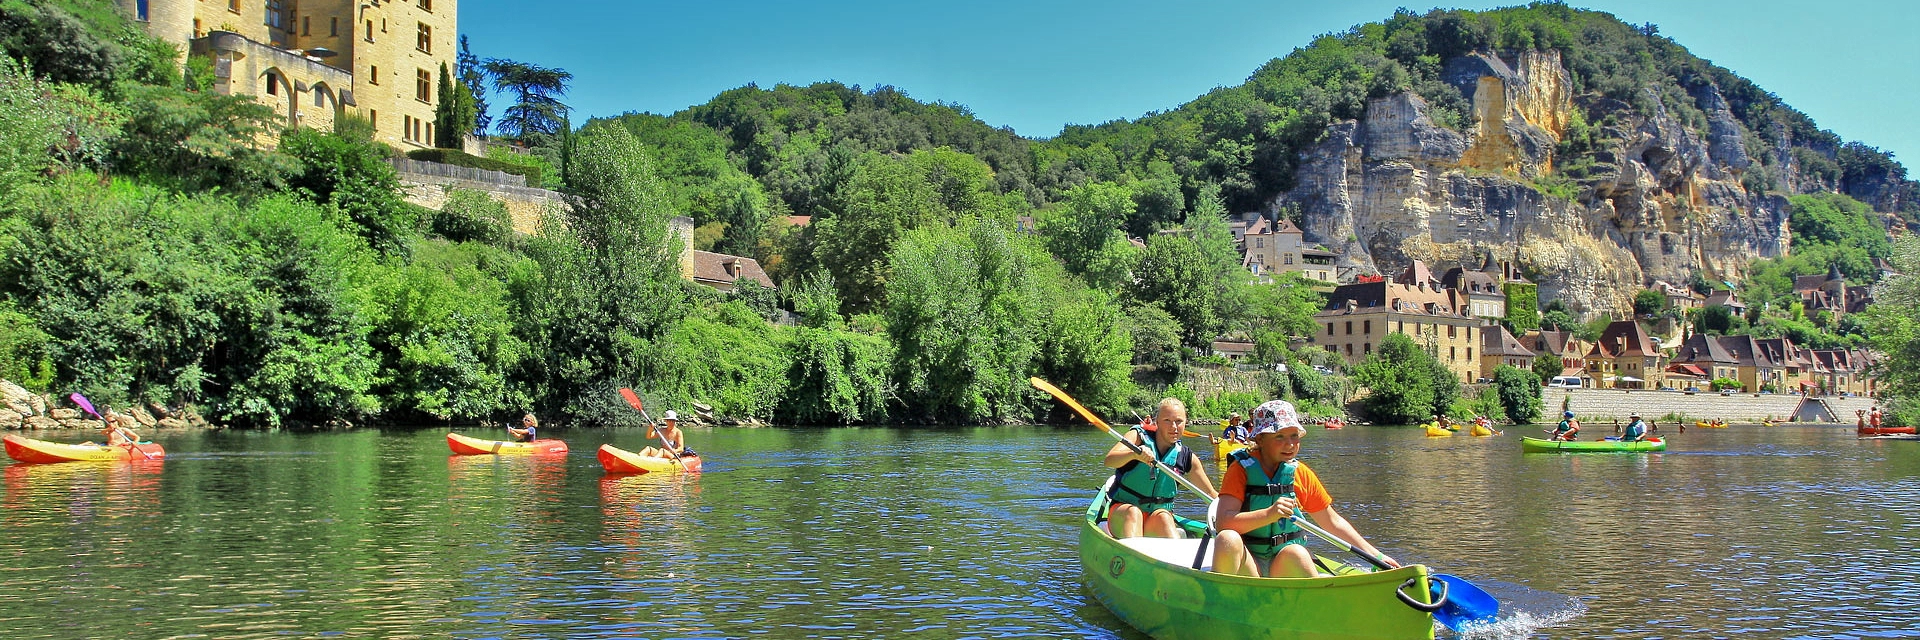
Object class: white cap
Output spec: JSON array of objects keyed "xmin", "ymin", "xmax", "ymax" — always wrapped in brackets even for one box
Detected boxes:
[
  {"xmin": 662, "ymin": 410, "xmax": 678, "ymax": 421},
  {"xmin": 1248, "ymin": 400, "xmax": 1304, "ymax": 436}
]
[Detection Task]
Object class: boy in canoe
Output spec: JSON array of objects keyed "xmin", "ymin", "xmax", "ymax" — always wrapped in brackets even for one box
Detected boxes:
[
  {"xmin": 1211, "ymin": 399, "xmax": 1398, "ymax": 577},
  {"xmin": 636, "ymin": 410, "xmax": 698, "ymax": 461},
  {"xmin": 1221, "ymin": 412, "xmax": 1250, "ymax": 444},
  {"xmin": 508, "ymin": 412, "xmax": 538, "ymax": 442},
  {"xmin": 1103, "ymin": 398, "xmax": 1216, "ymax": 539}
]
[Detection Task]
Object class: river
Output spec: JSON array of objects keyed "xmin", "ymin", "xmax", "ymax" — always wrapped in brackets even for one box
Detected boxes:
[{"xmin": 1, "ymin": 424, "xmax": 1914, "ymax": 638}]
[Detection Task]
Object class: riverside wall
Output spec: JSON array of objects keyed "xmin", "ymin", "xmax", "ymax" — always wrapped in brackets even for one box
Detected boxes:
[{"xmin": 1545, "ymin": 388, "xmax": 1878, "ymax": 424}]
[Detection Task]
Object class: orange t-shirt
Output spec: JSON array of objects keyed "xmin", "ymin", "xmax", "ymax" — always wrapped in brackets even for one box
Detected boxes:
[{"xmin": 1220, "ymin": 458, "xmax": 1331, "ymax": 514}]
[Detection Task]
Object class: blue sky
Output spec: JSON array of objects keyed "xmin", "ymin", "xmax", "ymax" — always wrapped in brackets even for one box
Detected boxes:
[{"xmin": 460, "ymin": 1, "xmax": 1920, "ymax": 165}]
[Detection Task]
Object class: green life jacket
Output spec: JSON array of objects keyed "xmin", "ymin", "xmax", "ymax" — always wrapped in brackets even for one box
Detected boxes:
[
  {"xmin": 1108, "ymin": 425, "xmax": 1192, "ymax": 511},
  {"xmin": 1229, "ymin": 448, "xmax": 1304, "ymax": 556}
]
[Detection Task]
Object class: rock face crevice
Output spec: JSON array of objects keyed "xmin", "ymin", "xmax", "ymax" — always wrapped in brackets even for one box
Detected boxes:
[{"xmin": 1271, "ymin": 48, "xmax": 1791, "ymax": 317}]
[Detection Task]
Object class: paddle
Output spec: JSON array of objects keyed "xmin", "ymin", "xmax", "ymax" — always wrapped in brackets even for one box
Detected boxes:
[
  {"xmin": 618, "ymin": 388, "xmax": 689, "ymax": 471},
  {"xmin": 69, "ymin": 393, "xmax": 154, "ymax": 461},
  {"xmin": 1031, "ymin": 377, "xmax": 1499, "ymax": 631}
]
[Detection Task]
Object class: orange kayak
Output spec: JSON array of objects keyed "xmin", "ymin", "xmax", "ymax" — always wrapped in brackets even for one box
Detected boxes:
[
  {"xmin": 445, "ymin": 432, "xmax": 568, "ymax": 455},
  {"xmin": 3, "ymin": 434, "xmax": 165, "ymax": 464},
  {"xmin": 597, "ymin": 443, "xmax": 702, "ymax": 474},
  {"xmin": 1859, "ymin": 426, "xmax": 1916, "ymax": 436}
]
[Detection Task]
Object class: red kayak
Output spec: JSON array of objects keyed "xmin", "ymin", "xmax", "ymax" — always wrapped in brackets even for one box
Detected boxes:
[
  {"xmin": 4, "ymin": 434, "xmax": 165, "ymax": 464},
  {"xmin": 1859, "ymin": 426, "xmax": 1917, "ymax": 436},
  {"xmin": 596, "ymin": 444, "xmax": 703, "ymax": 474}
]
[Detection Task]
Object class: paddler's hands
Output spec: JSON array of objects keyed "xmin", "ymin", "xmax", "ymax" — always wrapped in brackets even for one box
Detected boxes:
[
  {"xmin": 1379, "ymin": 554, "xmax": 1401, "ymax": 568},
  {"xmin": 1265, "ymin": 497, "xmax": 1297, "ymax": 521}
]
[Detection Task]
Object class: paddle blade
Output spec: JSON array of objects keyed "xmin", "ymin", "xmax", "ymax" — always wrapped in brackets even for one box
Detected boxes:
[
  {"xmin": 68, "ymin": 393, "xmax": 100, "ymax": 419},
  {"xmin": 1029, "ymin": 377, "xmax": 1111, "ymax": 431},
  {"xmin": 618, "ymin": 388, "xmax": 645, "ymax": 413},
  {"xmin": 1431, "ymin": 573, "xmax": 1500, "ymax": 631}
]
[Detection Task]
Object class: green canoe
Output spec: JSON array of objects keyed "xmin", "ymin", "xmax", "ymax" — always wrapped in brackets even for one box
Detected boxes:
[
  {"xmin": 1081, "ymin": 481, "xmax": 1441, "ymax": 639},
  {"xmin": 1520, "ymin": 436, "xmax": 1666, "ymax": 453}
]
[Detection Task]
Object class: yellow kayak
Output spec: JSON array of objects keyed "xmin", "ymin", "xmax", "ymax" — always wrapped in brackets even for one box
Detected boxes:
[
  {"xmin": 1215, "ymin": 439, "xmax": 1248, "ymax": 462},
  {"xmin": 1423, "ymin": 423, "xmax": 1453, "ymax": 437},
  {"xmin": 1469, "ymin": 424, "xmax": 1494, "ymax": 437},
  {"xmin": 1695, "ymin": 421, "xmax": 1728, "ymax": 429}
]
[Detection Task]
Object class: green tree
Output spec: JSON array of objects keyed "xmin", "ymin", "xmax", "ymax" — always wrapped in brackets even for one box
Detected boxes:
[
  {"xmin": 1493, "ymin": 364, "xmax": 1543, "ymax": 424},
  {"xmin": 1128, "ymin": 233, "xmax": 1218, "ymax": 347},
  {"xmin": 1532, "ymin": 350, "xmax": 1561, "ymax": 383},
  {"xmin": 433, "ymin": 62, "xmax": 477, "ymax": 148},
  {"xmin": 431, "ymin": 189, "xmax": 511, "ymax": 245},
  {"xmin": 112, "ymin": 84, "xmax": 297, "ymax": 194},
  {"xmin": 1632, "ymin": 289, "xmax": 1666, "ymax": 317},
  {"xmin": 1862, "ymin": 236, "xmax": 1920, "ymax": 426},
  {"xmin": 457, "ymin": 36, "xmax": 490, "ymax": 135},
  {"xmin": 1041, "ymin": 181, "xmax": 1137, "ymax": 290},
  {"xmin": 885, "ymin": 220, "xmax": 1040, "ymax": 422},
  {"xmin": 1124, "ymin": 303, "xmax": 1183, "ymax": 371},
  {"xmin": 280, "ymin": 127, "xmax": 417, "ymax": 255},
  {"xmin": 482, "ymin": 58, "xmax": 571, "ymax": 139},
  {"xmin": 1352, "ymin": 333, "xmax": 1441, "ymax": 424}
]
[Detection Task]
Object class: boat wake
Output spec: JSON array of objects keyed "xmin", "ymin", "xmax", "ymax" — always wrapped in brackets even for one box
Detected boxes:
[{"xmin": 1446, "ymin": 587, "xmax": 1586, "ymax": 639}]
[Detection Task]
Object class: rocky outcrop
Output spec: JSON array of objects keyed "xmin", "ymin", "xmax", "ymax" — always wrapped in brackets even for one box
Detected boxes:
[
  {"xmin": 0, "ymin": 380, "xmax": 218, "ymax": 430},
  {"xmin": 1272, "ymin": 49, "xmax": 1792, "ymax": 316}
]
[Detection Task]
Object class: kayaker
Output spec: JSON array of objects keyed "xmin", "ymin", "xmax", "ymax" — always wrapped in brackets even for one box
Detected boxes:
[
  {"xmin": 636, "ymin": 410, "xmax": 699, "ymax": 461},
  {"xmin": 1211, "ymin": 399, "xmax": 1398, "ymax": 578},
  {"xmin": 508, "ymin": 412, "xmax": 538, "ymax": 442},
  {"xmin": 100, "ymin": 409, "xmax": 139, "ymax": 447},
  {"xmin": 1221, "ymin": 412, "xmax": 1250, "ymax": 444},
  {"xmin": 1870, "ymin": 407, "xmax": 1884, "ymax": 429},
  {"xmin": 1548, "ymin": 411, "xmax": 1581, "ymax": 441},
  {"xmin": 1103, "ymin": 397, "xmax": 1216, "ymax": 539},
  {"xmin": 1622, "ymin": 413, "xmax": 1649, "ymax": 442}
]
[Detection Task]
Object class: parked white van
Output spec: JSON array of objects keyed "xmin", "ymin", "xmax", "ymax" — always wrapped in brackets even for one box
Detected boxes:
[{"xmin": 1548, "ymin": 376, "xmax": 1585, "ymax": 388}]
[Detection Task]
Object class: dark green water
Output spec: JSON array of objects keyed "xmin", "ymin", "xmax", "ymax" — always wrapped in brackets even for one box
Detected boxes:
[{"xmin": 1, "ymin": 424, "xmax": 1916, "ymax": 638}]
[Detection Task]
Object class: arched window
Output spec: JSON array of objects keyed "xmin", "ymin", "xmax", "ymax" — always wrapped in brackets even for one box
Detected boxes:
[{"xmin": 264, "ymin": 72, "xmax": 279, "ymax": 95}]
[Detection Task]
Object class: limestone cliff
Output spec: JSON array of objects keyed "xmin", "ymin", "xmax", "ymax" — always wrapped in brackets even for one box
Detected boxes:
[{"xmin": 1270, "ymin": 49, "xmax": 1791, "ymax": 317}]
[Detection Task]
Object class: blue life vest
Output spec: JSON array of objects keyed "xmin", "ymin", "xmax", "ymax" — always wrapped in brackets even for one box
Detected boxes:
[
  {"xmin": 1108, "ymin": 426, "xmax": 1192, "ymax": 512},
  {"xmin": 1553, "ymin": 419, "xmax": 1576, "ymax": 435},
  {"xmin": 1623, "ymin": 419, "xmax": 1647, "ymax": 442},
  {"xmin": 1222, "ymin": 425, "xmax": 1250, "ymax": 440},
  {"xmin": 1229, "ymin": 448, "xmax": 1304, "ymax": 556}
]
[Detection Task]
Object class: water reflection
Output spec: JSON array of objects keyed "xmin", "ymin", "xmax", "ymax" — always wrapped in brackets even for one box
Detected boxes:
[{"xmin": 0, "ymin": 426, "xmax": 1913, "ymax": 637}]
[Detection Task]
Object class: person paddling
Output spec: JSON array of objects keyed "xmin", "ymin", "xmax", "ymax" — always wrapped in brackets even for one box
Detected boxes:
[
  {"xmin": 636, "ymin": 410, "xmax": 698, "ymax": 461},
  {"xmin": 1103, "ymin": 398, "xmax": 1216, "ymax": 539},
  {"xmin": 1211, "ymin": 399, "xmax": 1398, "ymax": 577},
  {"xmin": 1622, "ymin": 412, "xmax": 1649, "ymax": 443},
  {"xmin": 507, "ymin": 412, "xmax": 538, "ymax": 442},
  {"xmin": 1221, "ymin": 412, "xmax": 1251, "ymax": 444},
  {"xmin": 100, "ymin": 409, "xmax": 140, "ymax": 447},
  {"xmin": 1548, "ymin": 411, "xmax": 1581, "ymax": 441}
]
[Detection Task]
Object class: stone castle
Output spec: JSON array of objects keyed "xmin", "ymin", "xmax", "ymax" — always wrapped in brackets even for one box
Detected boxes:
[{"xmin": 118, "ymin": 0, "xmax": 457, "ymax": 150}]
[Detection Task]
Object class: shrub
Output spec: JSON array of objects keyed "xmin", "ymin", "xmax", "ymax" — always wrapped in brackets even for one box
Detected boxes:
[
  {"xmin": 432, "ymin": 188, "xmax": 512, "ymax": 244},
  {"xmin": 1494, "ymin": 364, "xmax": 1544, "ymax": 424},
  {"xmin": 1710, "ymin": 377, "xmax": 1744, "ymax": 392},
  {"xmin": 407, "ymin": 148, "xmax": 543, "ymax": 187}
]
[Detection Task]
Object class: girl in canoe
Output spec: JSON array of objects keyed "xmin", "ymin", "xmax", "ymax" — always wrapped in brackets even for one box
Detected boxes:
[
  {"xmin": 1103, "ymin": 398, "xmax": 1217, "ymax": 539},
  {"xmin": 508, "ymin": 413, "xmax": 538, "ymax": 442},
  {"xmin": 1211, "ymin": 400, "xmax": 1398, "ymax": 577},
  {"xmin": 636, "ymin": 411, "xmax": 698, "ymax": 461}
]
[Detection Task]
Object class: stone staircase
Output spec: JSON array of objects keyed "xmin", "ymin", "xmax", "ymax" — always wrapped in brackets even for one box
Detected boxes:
[{"xmin": 1543, "ymin": 388, "xmax": 1878, "ymax": 424}]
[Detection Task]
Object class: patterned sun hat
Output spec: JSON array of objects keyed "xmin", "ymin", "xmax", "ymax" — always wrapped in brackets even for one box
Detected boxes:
[{"xmin": 1248, "ymin": 400, "xmax": 1305, "ymax": 436}]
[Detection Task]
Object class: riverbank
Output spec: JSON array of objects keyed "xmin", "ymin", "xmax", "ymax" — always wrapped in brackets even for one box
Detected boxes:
[{"xmin": 1546, "ymin": 387, "xmax": 1877, "ymax": 423}]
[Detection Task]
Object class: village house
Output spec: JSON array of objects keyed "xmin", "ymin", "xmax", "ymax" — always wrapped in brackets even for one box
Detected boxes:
[
  {"xmin": 1793, "ymin": 264, "xmax": 1874, "ymax": 319},
  {"xmin": 1239, "ymin": 214, "xmax": 1335, "ymax": 283},
  {"xmin": 1478, "ymin": 324, "xmax": 1536, "ymax": 381},
  {"xmin": 1653, "ymin": 280, "xmax": 1703, "ymax": 313},
  {"xmin": 122, "ymin": 0, "xmax": 459, "ymax": 151},
  {"xmin": 1314, "ymin": 261, "xmax": 1480, "ymax": 383},
  {"xmin": 1210, "ymin": 338, "xmax": 1257, "ymax": 363},
  {"xmin": 1703, "ymin": 289, "xmax": 1747, "ymax": 317},
  {"xmin": 669, "ymin": 217, "xmax": 772, "ymax": 292},
  {"xmin": 1523, "ymin": 329, "xmax": 1590, "ymax": 383},
  {"xmin": 1583, "ymin": 320, "xmax": 1666, "ymax": 389},
  {"xmin": 1671, "ymin": 334, "xmax": 1777, "ymax": 392}
]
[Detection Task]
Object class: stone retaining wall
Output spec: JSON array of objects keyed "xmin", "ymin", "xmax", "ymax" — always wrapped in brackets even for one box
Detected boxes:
[
  {"xmin": 397, "ymin": 172, "xmax": 563, "ymax": 235},
  {"xmin": 1545, "ymin": 388, "xmax": 1878, "ymax": 424}
]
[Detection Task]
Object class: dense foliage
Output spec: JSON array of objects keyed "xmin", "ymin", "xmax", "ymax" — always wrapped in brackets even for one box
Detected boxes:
[
  {"xmin": 1352, "ymin": 334, "xmax": 1455, "ymax": 424},
  {"xmin": 1861, "ymin": 236, "xmax": 1919, "ymax": 427},
  {"xmin": 1493, "ymin": 364, "xmax": 1543, "ymax": 424}
]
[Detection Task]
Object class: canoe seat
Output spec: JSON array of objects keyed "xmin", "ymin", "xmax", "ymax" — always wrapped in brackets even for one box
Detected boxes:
[{"xmin": 1116, "ymin": 535, "xmax": 1214, "ymax": 572}]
